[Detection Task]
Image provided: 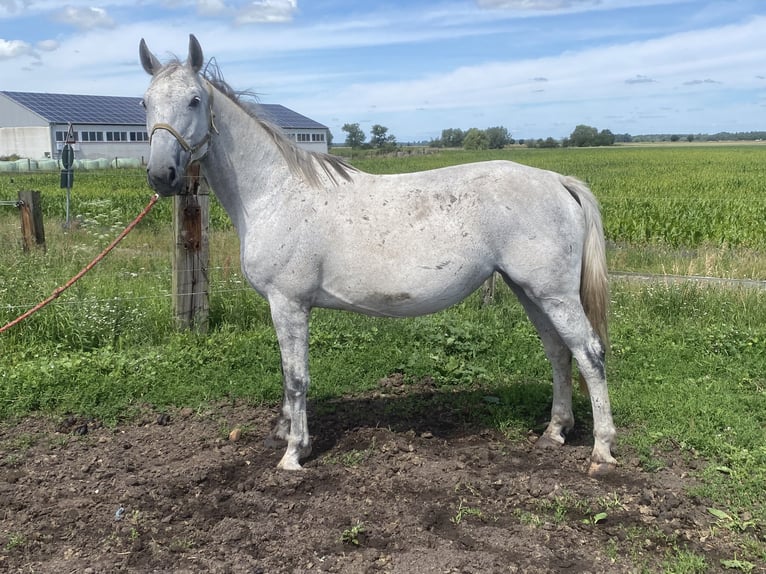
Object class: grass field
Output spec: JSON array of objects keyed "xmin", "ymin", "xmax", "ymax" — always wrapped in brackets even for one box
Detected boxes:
[{"xmin": 1, "ymin": 145, "xmax": 765, "ymax": 566}]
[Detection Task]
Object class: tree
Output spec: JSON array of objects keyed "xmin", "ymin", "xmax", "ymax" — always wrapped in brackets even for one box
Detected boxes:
[
  {"xmin": 342, "ymin": 123, "xmax": 366, "ymax": 148},
  {"xmin": 539, "ymin": 137, "xmax": 560, "ymax": 148},
  {"xmin": 596, "ymin": 129, "xmax": 615, "ymax": 146},
  {"xmin": 370, "ymin": 124, "xmax": 396, "ymax": 149},
  {"xmin": 485, "ymin": 126, "xmax": 511, "ymax": 149},
  {"xmin": 440, "ymin": 128, "xmax": 465, "ymax": 148},
  {"xmin": 569, "ymin": 124, "xmax": 599, "ymax": 147},
  {"xmin": 463, "ymin": 128, "xmax": 488, "ymax": 150}
]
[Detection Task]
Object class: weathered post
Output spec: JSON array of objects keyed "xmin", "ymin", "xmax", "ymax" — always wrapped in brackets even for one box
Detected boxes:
[
  {"xmin": 17, "ymin": 190, "xmax": 45, "ymax": 252},
  {"xmin": 482, "ymin": 273, "xmax": 496, "ymax": 306},
  {"xmin": 172, "ymin": 163, "xmax": 210, "ymax": 332}
]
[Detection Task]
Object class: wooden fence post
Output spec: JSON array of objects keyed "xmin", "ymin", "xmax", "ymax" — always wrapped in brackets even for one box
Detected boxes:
[
  {"xmin": 18, "ymin": 190, "xmax": 46, "ymax": 252},
  {"xmin": 172, "ymin": 163, "xmax": 209, "ymax": 332},
  {"xmin": 481, "ymin": 273, "xmax": 496, "ymax": 306}
]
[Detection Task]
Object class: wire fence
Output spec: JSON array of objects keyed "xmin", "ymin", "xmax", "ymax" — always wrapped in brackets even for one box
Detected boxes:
[
  {"xmin": 3, "ymin": 271, "xmax": 764, "ymax": 316},
  {"xmin": 1, "ymin": 152, "xmax": 765, "ymax": 329}
]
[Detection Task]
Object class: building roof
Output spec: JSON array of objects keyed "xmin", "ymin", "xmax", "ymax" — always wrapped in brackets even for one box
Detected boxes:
[
  {"xmin": 1, "ymin": 91, "xmax": 328, "ymax": 132},
  {"xmin": 252, "ymin": 103, "xmax": 327, "ymax": 130},
  {"xmin": 1, "ymin": 91, "xmax": 145, "ymax": 124}
]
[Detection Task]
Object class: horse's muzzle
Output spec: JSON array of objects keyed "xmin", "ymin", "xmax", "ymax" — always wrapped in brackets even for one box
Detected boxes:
[{"xmin": 146, "ymin": 164, "xmax": 184, "ymax": 196}]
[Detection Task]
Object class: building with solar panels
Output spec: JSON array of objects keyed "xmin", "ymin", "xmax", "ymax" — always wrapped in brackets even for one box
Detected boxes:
[{"xmin": 0, "ymin": 91, "xmax": 330, "ymax": 162}]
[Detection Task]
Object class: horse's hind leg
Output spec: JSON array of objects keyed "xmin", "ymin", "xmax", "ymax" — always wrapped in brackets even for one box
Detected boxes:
[
  {"xmin": 539, "ymin": 297, "xmax": 615, "ymax": 474},
  {"xmin": 507, "ymin": 284, "xmax": 574, "ymax": 449},
  {"xmin": 505, "ymin": 278, "xmax": 617, "ymax": 474}
]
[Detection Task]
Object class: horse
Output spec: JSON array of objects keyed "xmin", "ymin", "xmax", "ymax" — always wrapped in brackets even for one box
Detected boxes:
[{"xmin": 139, "ymin": 34, "xmax": 617, "ymax": 476}]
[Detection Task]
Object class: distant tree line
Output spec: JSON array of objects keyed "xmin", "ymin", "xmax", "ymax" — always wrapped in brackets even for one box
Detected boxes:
[
  {"xmin": 629, "ymin": 131, "xmax": 766, "ymax": 143},
  {"xmin": 430, "ymin": 127, "xmax": 513, "ymax": 150},
  {"xmin": 341, "ymin": 123, "xmax": 397, "ymax": 151},
  {"xmin": 338, "ymin": 122, "xmax": 766, "ymax": 151},
  {"xmin": 429, "ymin": 124, "xmax": 616, "ymax": 149}
]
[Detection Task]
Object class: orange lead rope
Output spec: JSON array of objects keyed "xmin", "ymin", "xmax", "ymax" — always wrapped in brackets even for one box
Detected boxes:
[{"xmin": 0, "ymin": 193, "xmax": 160, "ymax": 335}]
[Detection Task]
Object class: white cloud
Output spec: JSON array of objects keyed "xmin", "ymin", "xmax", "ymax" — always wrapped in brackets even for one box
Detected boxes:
[
  {"xmin": 0, "ymin": 0, "xmax": 23, "ymax": 16},
  {"xmin": 236, "ymin": 0, "xmax": 297, "ymax": 24},
  {"xmin": 55, "ymin": 6, "xmax": 116, "ymax": 30},
  {"xmin": 197, "ymin": 0, "xmax": 229, "ymax": 17},
  {"xmin": 35, "ymin": 39, "xmax": 59, "ymax": 52},
  {"xmin": 0, "ymin": 38, "xmax": 34, "ymax": 60}
]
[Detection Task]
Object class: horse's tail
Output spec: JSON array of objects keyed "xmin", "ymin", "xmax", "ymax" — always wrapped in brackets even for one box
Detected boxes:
[{"xmin": 561, "ymin": 177, "xmax": 609, "ymax": 392}]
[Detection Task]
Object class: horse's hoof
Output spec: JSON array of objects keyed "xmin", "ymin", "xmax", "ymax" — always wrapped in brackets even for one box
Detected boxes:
[
  {"xmin": 535, "ymin": 435, "xmax": 563, "ymax": 450},
  {"xmin": 277, "ymin": 458, "xmax": 304, "ymax": 471},
  {"xmin": 588, "ymin": 461, "xmax": 616, "ymax": 478}
]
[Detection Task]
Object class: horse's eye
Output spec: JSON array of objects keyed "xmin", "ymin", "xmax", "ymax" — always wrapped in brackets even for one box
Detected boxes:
[
  {"xmin": 190, "ymin": 96, "xmax": 201, "ymax": 108},
  {"xmin": 140, "ymin": 99, "xmax": 146, "ymax": 109}
]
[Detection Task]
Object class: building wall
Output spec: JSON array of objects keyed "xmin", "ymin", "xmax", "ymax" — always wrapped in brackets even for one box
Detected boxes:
[
  {"xmin": 0, "ymin": 127, "xmax": 50, "ymax": 159},
  {"xmin": 0, "ymin": 95, "xmax": 46, "ymax": 128},
  {"xmin": 61, "ymin": 124, "xmax": 150, "ymax": 161},
  {"xmin": 283, "ymin": 128, "xmax": 329, "ymax": 153},
  {"xmin": 0, "ymin": 121, "xmax": 328, "ymax": 160}
]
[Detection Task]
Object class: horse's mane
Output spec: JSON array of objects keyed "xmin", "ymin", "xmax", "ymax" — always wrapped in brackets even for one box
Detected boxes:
[{"xmin": 195, "ymin": 61, "xmax": 356, "ymax": 187}]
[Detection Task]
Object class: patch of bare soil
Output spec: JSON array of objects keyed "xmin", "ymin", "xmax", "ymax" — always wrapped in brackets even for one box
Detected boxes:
[{"xmin": 0, "ymin": 380, "xmax": 751, "ymax": 573}]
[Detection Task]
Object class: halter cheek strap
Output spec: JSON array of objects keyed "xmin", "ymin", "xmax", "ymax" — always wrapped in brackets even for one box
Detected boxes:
[{"xmin": 149, "ymin": 83, "xmax": 218, "ymax": 161}]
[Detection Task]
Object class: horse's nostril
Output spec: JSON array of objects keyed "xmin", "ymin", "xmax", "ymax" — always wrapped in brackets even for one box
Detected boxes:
[{"xmin": 168, "ymin": 166, "xmax": 177, "ymax": 182}]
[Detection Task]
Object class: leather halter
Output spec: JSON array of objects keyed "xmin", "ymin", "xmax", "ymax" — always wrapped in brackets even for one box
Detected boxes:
[{"xmin": 149, "ymin": 82, "xmax": 218, "ymax": 161}]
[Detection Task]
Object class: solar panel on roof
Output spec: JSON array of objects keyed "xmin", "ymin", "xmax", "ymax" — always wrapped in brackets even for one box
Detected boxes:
[
  {"xmin": 254, "ymin": 104, "xmax": 327, "ymax": 130},
  {"xmin": 1, "ymin": 91, "xmax": 146, "ymax": 124},
  {"xmin": 1, "ymin": 91, "xmax": 326, "ymax": 131}
]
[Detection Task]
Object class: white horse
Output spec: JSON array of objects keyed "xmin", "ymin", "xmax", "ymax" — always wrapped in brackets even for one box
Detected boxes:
[{"xmin": 139, "ymin": 35, "xmax": 617, "ymax": 476}]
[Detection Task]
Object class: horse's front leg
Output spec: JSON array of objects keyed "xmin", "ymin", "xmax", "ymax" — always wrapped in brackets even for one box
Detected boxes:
[{"xmin": 268, "ymin": 296, "xmax": 312, "ymax": 470}]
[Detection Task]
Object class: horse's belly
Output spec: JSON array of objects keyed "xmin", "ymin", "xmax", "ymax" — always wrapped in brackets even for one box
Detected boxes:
[{"xmin": 316, "ymin": 260, "xmax": 491, "ymax": 318}]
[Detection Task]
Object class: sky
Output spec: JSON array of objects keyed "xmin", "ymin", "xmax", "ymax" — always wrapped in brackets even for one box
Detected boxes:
[{"xmin": 1, "ymin": 0, "xmax": 765, "ymax": 142}]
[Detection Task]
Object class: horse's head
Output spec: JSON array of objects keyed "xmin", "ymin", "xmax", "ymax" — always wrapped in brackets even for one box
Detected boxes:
[{"xmin": 139, "ymin": 34, "xmax": 215, "ymax": 196}]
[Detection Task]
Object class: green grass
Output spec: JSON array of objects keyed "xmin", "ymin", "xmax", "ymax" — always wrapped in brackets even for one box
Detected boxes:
[{"xmin": 1, "ymin": 146, "xmax": 765, "ymax": 561}]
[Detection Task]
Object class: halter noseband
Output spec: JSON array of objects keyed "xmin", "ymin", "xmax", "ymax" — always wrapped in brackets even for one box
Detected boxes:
[{"xmin": 149, "ymin": 82, "xmax": 218, "ymax": 161}]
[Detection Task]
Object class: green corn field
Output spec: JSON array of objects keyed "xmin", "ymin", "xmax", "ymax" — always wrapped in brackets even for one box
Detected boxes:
[{"xmin": 2, "ymin": 144, "xmax": 765, "ymax": 249}]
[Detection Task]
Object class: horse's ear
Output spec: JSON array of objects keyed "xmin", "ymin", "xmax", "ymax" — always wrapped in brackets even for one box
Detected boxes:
[
  {"xmin": 139, "ymin": 38, "xmax": 161, "ymax": 76},
  {"xmin": 188, "ymin": 34, "xmax": 204, "ymax": 74}
]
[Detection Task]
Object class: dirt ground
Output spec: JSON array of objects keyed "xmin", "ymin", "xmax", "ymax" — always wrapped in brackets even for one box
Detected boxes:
[{"xmin": 0, "ymin": 378, "xmax": 755, "ymax": 573}]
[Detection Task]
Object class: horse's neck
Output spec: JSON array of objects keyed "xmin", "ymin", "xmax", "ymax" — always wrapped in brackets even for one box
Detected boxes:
[{"xmin": 201, "ymin": 91, "xmax": 295, "ymax": 235}]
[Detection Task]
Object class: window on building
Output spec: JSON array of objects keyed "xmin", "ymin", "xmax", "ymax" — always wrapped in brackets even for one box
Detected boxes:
[
  {"xmin": 55, "ymin": 131, "xmax": 77, "ymax": 142},
  {"xmin": 80, "ymin": 131, "xmax": 104, "ymax": 142},
  {"xmin": 106, "ymin": 131, "xmax": 129, "ymax": 142},
  {"xmin": 295, "ymin": 132, "xmax": 326, "ymax": 143},
  {"xmin": 129, "ymin": 131, "xmax": 149, "ymax": 142}
]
